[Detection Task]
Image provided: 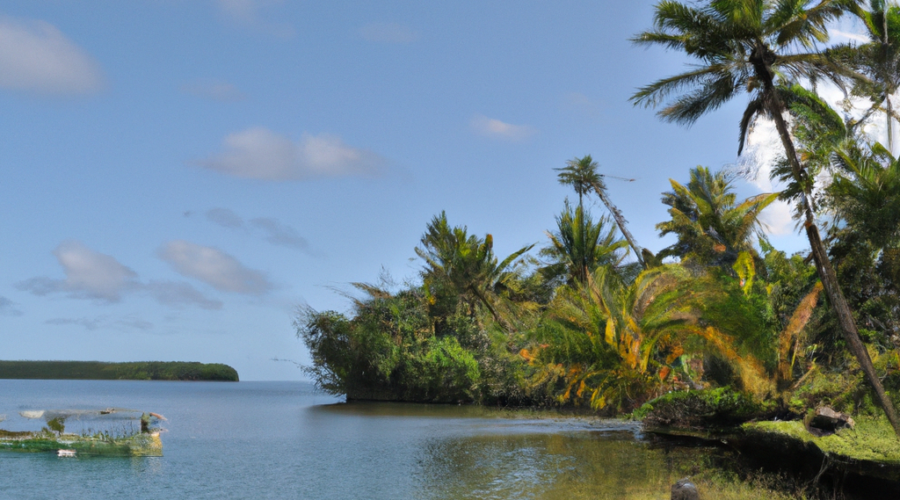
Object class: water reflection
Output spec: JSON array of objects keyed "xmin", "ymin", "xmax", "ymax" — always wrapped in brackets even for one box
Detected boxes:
[{"xmin": 318, "ymin": 401, "xmax": 723, "ymax": 500}]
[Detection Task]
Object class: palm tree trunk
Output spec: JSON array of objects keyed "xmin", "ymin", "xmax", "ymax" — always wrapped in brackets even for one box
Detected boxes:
[
  {"xmin": 887, "ymin": 96, "xmax": 894, "ymax": 154},
  {"xmin": 591, "ymin": 183, "xmax": 646, "ymax": 268},
  {"xmin": 768, "ymin": 100, "xmax": 900, "ymax": 436}
]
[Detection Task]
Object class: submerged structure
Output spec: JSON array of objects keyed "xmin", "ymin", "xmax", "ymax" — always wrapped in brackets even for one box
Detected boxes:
[{"xmin": 0, "ymin": 408, "xmax": 164, "ymax": 456}]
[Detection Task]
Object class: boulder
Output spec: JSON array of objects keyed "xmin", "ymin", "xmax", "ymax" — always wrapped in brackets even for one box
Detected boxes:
[
  {"xmin": 807, "ymin": 406, "xmax": 855, "ymax": 436},
  {"xmin": 671, "ymin": 478, "xmax": 700, "ymax": 500}
]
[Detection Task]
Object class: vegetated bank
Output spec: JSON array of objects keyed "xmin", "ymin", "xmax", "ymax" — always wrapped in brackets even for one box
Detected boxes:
[
  {"xmin": 296, "ymin": 2, "xmax": 900, "ymax": 497},
  {"xmin": 0, "ymin": 361, "xmax": 239, "ymax": 381}
]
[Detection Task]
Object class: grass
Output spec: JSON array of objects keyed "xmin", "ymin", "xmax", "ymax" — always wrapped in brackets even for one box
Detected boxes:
[{"xmin": 744, "ymin": 416, "xmax": 900, "ymax": 464}]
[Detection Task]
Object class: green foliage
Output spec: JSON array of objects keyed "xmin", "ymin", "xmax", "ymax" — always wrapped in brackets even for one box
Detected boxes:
[
  {"xmin": 0, "ymin": 361, "xmax": 238, "ymax": 382},
  {"xmin": 541, "ymin": 200, "xmax": 628, "ymax": 286},
  {"xmin": 637, "ymin": 387, "xmax": 774, "ymax": 430},
  {"xmin": 656, "ymin": 166, "xmax": 777, "ymax": 270}
]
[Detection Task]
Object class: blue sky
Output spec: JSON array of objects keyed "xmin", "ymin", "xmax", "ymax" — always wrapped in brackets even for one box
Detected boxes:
[{"xmin": 1, "ymin": 1, "xmax": 832, "ymax": 380}]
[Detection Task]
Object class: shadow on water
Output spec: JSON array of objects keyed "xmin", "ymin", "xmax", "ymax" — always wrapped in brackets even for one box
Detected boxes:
[{"xmin": 315, "ymin": 401, "xmax": 900, "ymax": 500}]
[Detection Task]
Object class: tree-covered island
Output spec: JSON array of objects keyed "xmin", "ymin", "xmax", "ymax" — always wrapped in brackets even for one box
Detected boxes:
[{"xmin": 298, "ymin": 0, "xmax": 900, "ymax": 489}]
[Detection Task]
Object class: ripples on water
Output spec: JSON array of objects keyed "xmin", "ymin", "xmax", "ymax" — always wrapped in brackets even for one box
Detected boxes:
[{"xmin": 0, "ymin": 380, "xmax": 737, "ymax": 499}]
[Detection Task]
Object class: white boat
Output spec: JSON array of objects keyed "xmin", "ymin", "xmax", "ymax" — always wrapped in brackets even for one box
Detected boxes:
[{"xmin": 57, "ymin": 449, "xmax": 76, "ymax": 457}]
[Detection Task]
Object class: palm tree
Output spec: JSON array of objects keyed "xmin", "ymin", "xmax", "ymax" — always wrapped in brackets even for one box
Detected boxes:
[
  {"xmin": 527, "ymin": 264, "xmax": 772, "ymax": 411},
  {"xmin": 415, "ymin": 212, "xmax": 533, "ymax": 328},
  {"xmin": 542, "ymin": 200, "xmax": 629, "ymax": 285},
  {"xmin": 632, "ymin": 0, "xmax": 900, "ymax": 434},
  {"xmin": 556, "ymin": 156, "xmax": 646, "ymax": 267},
  {"xmin": 656, "ymin": 166, "xmax": 778, "ymax": 269},
  {"xmin": 831, "ymin": 1, "xmax": 900, "ymax": 152},
  {"xmin": 830, "ymin": 141, "xmax": 900, "ymax": 248}
]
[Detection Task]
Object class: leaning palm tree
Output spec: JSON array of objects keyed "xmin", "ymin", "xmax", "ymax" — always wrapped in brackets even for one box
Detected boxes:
[
  {"xmin": 657, "ymin": 166, "xmax": 778, "ymax": 269},
  {"xmin": 632, "ymin": 0, "xmax": 900, "ymax": 435},
  {"xmin": 556, "ymin": 156, "xmax": 646, "ymax": 267}
]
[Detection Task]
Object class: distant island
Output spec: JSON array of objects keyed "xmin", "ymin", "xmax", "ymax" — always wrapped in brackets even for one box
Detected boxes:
[{"xmin": 0, "ymin": 361, "xmax": 239, "ymax": 382}]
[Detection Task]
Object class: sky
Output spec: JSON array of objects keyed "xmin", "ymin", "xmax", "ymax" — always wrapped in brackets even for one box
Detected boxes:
[{"xmin": 0, "ymin": 1, "xmax": 873, "ymax": 380}]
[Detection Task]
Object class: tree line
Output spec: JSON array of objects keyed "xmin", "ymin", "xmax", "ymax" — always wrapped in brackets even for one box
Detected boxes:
[{"xmin": 298, "ymin": 0, "xmax": 900, "ymax": 437}]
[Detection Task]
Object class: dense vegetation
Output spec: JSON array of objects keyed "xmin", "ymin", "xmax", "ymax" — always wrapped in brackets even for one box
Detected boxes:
[
  {"xmin": 298, "ymin": 0, "xmax": 900, "ymax": 438},
  {"xmin": 0, "ymin": 361, "xmax": 239, "ymax": 381}
]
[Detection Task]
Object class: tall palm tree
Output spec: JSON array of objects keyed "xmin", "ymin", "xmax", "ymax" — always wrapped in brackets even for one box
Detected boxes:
[
  {"xmin": 656, "ymin": 166, "xmax": 778, "ymax": 268},
  {"xmin": 542, "ymin": 200, "xmax": 629, "ymax": 285},
  {"xmin": 632, "ymin": 0, "xmax": 900, "ymax": 434},
  {"xmin": 556, "ymin": 156, "xmax": 646, "ymax": 267},
  {"xmin": 415, "ymin": 212, "xmax": 533, "ymax": 328},
  {"xmin": 831, "ymin": 1, "xmax": 900, "ymax": 152}
]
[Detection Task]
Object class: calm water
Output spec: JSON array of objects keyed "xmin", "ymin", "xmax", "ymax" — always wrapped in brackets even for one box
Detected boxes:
[{"xmin": 0, "ymin": 380, "xmax": 731, "ymax": 499}]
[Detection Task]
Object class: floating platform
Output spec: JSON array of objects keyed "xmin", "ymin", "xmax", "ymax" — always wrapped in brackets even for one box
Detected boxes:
[{"xmin": 0, "ymin": 408, "xmax": 164, "ymax": 457}]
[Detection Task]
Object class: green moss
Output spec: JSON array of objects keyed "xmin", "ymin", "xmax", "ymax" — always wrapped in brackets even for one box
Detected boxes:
[
  {"xmin": 744, "ymin": 417, "xmax": 900, "ymax": 464},
  {"xmin": 637, "ymin": 388, "xmax": 773, "ymax": 430}
]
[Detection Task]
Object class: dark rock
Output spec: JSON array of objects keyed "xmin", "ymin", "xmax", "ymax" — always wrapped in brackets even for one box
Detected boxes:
[
  {"xmin": 671, "ymin": 478, "xmax": 699, "ymax": 500},
  {"xmin": 807, "ymin": 406, "xmax": 855, "ymax": 436}
]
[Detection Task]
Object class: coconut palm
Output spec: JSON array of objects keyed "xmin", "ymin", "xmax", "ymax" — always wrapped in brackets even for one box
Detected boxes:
[
  {"xmin": 831, "ymin": 1, "xmax": 900, "ymax": 152},
  {"xmin": 656, "ymin": 166, "xmax": 778, "ymax": 269},
  {"xmin": 830, "ymin": 141, "xmax": 900, "ymax": 248},
  {"xmin": 542, "ymin": 200, "xmax": 629, "ymax": 286},
  {"xmin": 416, "ymin": 212, "xmax": 533, "ymax": 328},
  {"xmin": 632, "ymin": 0, "xmax": 900, "ymax": 434},
  {"xmin": 556, "ymin": 156, "xmax": 646, "ymax": 267}
]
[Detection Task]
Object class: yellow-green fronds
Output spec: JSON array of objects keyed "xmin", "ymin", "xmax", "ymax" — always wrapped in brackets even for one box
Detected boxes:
[
  {"xmin": 691, "ymin": 326, "xmax": 773, "ymax": 398},
  {"xmin": 777, "ymin": 282, "xmax": 824, "ymax": 386}
]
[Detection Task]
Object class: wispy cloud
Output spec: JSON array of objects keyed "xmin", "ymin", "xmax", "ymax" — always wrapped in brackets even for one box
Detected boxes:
[
  {"xmin": 196, "ymin": 127, "xmax": 386, "ymax": 181},
  {"xmin": 199, "ymin": 208, "xmax": 309, "ymax": 251},
  {"xmin": 563, "ymin": 92, "xmax": 603, "ymax": 117},
  {"xmin": 359, "ymin": 23, "xmax": 419, "ymax": 44},
  {"xmin": 471, "ymin": 115, "xmax": 537, "ymax": 142},
  {"xmin": 143, "ymin": 281, "xmax": 223, "ymax": 310},
  {"xmin": 180, "ymin": 78, "xmax": 246, "ymax": 101},
  {"xmin": 16, "ymin": 240, "xmax": 221, "ymax": 309},
  {"xmin": 45, "ymin": 315, "xmax": 153, "ymax": 332},
  {"xmin": 830, "ymin": 29, "xmax": 869, "ymax": 44},
  {"xmin": 215, "ymin": 0, "xmax": 294, "ymax": 38},
  {"xmin": 0, "ymin": 15, "xmax": 104, "ymax": 95},
  {"xmin": 158, "ymin": 240, "xmax": 274, "ymax": 295},
  {"xmin": 0, "ymin": 296, "xmax": 22, "ymax": 317}
]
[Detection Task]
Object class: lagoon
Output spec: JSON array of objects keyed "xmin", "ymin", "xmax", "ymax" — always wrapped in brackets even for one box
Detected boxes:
[{"xmin": 0, "ymin": 379, "xmax": 872, "ymax": 499}]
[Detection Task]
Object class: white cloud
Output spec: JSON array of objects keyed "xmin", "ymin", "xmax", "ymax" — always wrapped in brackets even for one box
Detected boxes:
[
  {"xmin": 16, "ymin": 241, "xmax": 221, "ymax": 309},
  {"xmin": 158, "ymin": 240, "xmax": 273, "ymax": 295},
  {"xmin": 216, "ymin": 0, "xmax": 294, "ymax": 38},
  {"xmin": 830, "ymin": 29, "xmax": 869, "ymax": 44},
  {"xmin": 471, "ymin": 115, "xmax": 537, "ymax": 141},
  {"xmin": 0, "ymin": 296, "xmax": 22, "ymax": 317},
  {"xmin": 0, "ymin": 15, "xmax": 103, "ymax": 95},
  {"xmin": 196, "ymin": 127, "xmax": 385, "ymax": 180},
  {"xmin": 359, "ymin": 23, "xmax": 419, "ymax": 44},
  {"xmin": 181, "ymin": 79, "xmax": 245, "ymax": 101},
  {"xmin": 759, "ymin": 199, "xmax": 795, "ymax": 236},
  {"xmin": 15, "ymin": 241, "xmax": 138, "ymax": 301}
]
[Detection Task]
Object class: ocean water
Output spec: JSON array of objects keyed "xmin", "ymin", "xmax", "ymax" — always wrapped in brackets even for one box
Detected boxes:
[{"xmin": 0, "ymin": 380, "xmax": 729, "ymax": 499}]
